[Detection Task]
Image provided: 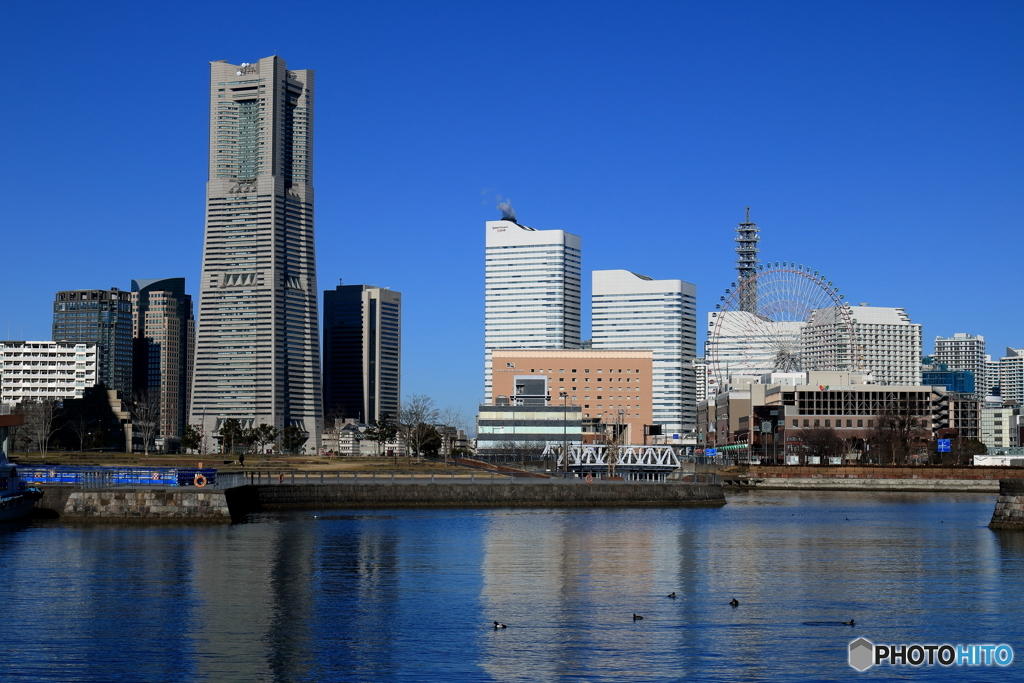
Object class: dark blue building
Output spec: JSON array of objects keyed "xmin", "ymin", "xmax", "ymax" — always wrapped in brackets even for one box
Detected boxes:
[
  {"xmin": 923, "ymin": 365, "xmax": 975, "ymax": 394},
  {"xmin": 53, "ymin": 288, "xmax": 133, "ymax": 395}
]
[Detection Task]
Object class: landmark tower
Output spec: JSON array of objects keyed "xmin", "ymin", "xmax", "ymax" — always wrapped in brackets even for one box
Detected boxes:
[{"xmin": 190, "ymin": 56, "xmax": 322, "ymax": 450}]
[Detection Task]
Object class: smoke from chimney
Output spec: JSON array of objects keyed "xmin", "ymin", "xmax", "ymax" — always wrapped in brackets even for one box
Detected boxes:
[{"xmin": 497, "ymin": 199, "xmax": 517, "ymax": 223}]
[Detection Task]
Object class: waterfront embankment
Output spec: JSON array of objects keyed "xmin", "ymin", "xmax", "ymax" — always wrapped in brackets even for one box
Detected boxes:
[
  {"xmin": 34, "ymin": 486, "xmax": 231, "ymax": 523},
  {"xmin": 224, "ymin": 482, "xmax": 726, "ymax": 518},
  {"xmin": 989, "ymin": 479, "xmax": 1024, "ymax": 529},
  {"xmin": 33, "ymin": 481, "xmax": 725, "ymax": 522},
  {"xmin": 721, "ymin": 465, "xmax": 1023, "ymax": 492}
]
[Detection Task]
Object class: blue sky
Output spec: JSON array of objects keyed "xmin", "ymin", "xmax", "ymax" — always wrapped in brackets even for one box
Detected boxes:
[{"xmin": 1, "ymin": 1, "xmax": 1021, "ymax": 424}]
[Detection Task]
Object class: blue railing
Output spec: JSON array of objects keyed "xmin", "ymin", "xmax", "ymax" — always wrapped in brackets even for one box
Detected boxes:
[{"xmin": 19, "ymin": 466, "xmax": 218, "ymax": 487}]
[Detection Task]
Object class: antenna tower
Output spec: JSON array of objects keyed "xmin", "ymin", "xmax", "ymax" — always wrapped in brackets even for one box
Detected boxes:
[{"xmin": 735, "ymin": 207, "xmax": 760, "ymax": 313}]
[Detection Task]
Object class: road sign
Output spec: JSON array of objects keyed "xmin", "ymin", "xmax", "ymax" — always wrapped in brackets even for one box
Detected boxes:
[
  {"xmin": 937, "ymin": 439, "xmax": 951, "ymax": 453},
  {"xmin": 706, "ymin": 448, "xmax": 717, "ymax": 456}
]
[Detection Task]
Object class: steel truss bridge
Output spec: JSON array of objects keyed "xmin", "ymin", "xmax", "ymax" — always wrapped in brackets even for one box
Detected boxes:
[{"xmin": 544, "ymin": 444, "xmax": 681, "ymax": 471}]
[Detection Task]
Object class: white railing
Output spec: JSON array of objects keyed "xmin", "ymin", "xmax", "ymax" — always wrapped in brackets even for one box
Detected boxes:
[{"xmin": 545, "ymin": 444, "xmax": 681, "ymax": 470}]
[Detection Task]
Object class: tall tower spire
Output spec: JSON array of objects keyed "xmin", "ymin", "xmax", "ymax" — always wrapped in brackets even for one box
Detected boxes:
[{"xmin": 735, "ymin": 207, "xmax": 760, "ymax": 313}]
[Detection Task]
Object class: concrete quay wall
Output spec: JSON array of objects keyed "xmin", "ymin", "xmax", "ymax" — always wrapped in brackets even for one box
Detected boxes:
[
  {"xmin": 743, "ymin": 465, "xmax": 1023, "ymax": 481},
  {"xmin": 41, "ymin": 488, "xmax": 231, "ymax": 522},
  {"xmin": 990, "ymin": 480, "xmax": 1024, "ymax": 530},
  {"xmin": 751, "ymin": 478, "xmax": 998, "ymax": 492},
  {"xmin": 226, "ymin": 482, "xmax": 726, "ymax": 517}
]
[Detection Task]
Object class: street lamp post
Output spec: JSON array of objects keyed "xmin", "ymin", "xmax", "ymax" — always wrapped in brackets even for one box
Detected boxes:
[{"xmin": 560, "ymin": 390, "xmax": 568, "ymax": 476}]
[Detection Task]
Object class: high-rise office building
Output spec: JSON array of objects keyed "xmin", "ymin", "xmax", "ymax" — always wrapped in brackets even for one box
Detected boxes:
[
  {"xmin": 934, "ymin": 333, "xmax": 987, "ymax": 397},
  {"xmin": 190, "ymin": 56, "xmax": 323, "ymax": 451},
  {"xmin": 323, "ymin": 284, "xmax": 401, "ymax": 424},
  {"xmin": 591, "ymin": 270, "xmax": 697, "ymax": 434},
  {"xmin": 484, "ymin": 218, "xmax": 581, "ymax": 402},
  {"xmin": 52, "ymin": 288, "xmax": 133, "ymax": 394},
  {"xmin": 131, "ymin": 278, "xmax": 194, "ymax": 448}
]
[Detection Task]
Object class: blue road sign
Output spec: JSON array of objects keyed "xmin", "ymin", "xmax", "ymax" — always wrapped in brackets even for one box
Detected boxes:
[
  {"xmin": 706, "ymin": 448, "xmax": 717, "ymax": 456},
  {"xmin": 937, "ymin": 439, "xmax": 951, "ymax": 453}
]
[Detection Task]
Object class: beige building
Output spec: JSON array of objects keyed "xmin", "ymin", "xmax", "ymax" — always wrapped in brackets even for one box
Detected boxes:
[{"xmin": 490, "ymin": 349, "xmax": 653, "ymax": 443}]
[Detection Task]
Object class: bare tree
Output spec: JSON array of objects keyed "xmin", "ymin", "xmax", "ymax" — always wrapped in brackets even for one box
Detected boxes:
[
  {"xmin": 67, "ymin": 415, "xmax": 88, "ymax": 452},
  {"xmin": 945, "ymin": 436, "xmax": 987, "ymax": 466},
  {"xmin": 398, "ymin": 394, "xmax": 439, "ymax": 459},
  {"xmin": 19, "ymin": 399, "xmax": 61, "ymax": 458},
  {"xmin": 435, "ymin": 406, "xmax": 466, "ymax": 460},
  {"xmin": 128, "ymin": 390, "xmax": 161, "ymax": 456},
  {"xmin": 798, "ymin": 427, "xmax": 847, "ymax": 461},
  {"xmin": 870, "ymin": 399, "xmax": 931, "ymax": 465}
]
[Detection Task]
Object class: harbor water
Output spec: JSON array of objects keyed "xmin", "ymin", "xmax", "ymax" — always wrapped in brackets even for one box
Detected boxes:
[{"xmin": 1, "ymin": 490, "xmax": 1022, "ymax": 681}]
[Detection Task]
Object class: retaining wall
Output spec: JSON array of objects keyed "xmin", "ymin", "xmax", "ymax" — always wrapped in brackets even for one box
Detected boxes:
[
  {"xmin": 748, "ymin": 478, "xmax": 998, "ymax": 492},
  {"xmin": 226, "ymin": 483, "xmax": 725, "ymax": 518},
  {"xmin": 45, "ymin": 488, "xmax": 231, "ymax": 522},
  {"xmin": 989, "ymin": 480, "xmax": 1024, "ymax": 530},
  {"xmin": 742, "ymin": 465, "xmax": 1023, "ymax": 481}
]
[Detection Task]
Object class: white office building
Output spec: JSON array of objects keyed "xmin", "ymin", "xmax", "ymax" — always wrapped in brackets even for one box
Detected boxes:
[
  {"xmin": 934, "ymin": 333, "xmax": 987, "ymax": 397},
  {"xmin": 484, "ymin": 219, "xmax": 581, "ymax": 402},
  {"xmin": 0, "ymin": 341, "xmax": 98, "ymax": 405},
  {"xmin": 592, "ymin": 270, "xmax": 697, "ymax": 433}
]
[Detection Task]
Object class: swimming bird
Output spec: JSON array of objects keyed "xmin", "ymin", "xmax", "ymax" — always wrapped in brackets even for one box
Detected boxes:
[
  {"xmin": 729, "ymin": 598, "xmax": 739, "ymax": 607},
  {"xmin": 667, "ymin": 592, "xmax": 676, "ymax": 599},
  {"xmin": 493, "ymin": 621, "xmax": 506, "ymax": 629},
  {"xmin": 633, "ymin": 614, "xmax": 644, "ymax": 621},
  {"xmin": 843, "ymin": 619, "xmax": 855, "ymax": 626}
]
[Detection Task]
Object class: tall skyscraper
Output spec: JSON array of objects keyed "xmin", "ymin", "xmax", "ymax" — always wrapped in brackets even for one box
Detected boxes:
[
  {"xmin": 131, "ymin": 278, "xmax": 194, "ymax": 448},
  {"xmin": 933, "ymin": 333, "xmax": 987, "ymax": 397},
  {"xmin": 591, "ymin": 270, "xmax": 697, "ymax": 433},
  {"xmin": 190, "ymin": 56, "xmax": 322, "ymax": 450},
  {"xmin": 323, "ymin": 284, "xmax": 401, "ymax": 424},
  {"xmin": 484, "ymin": 218, "xmax": 581, "ymax": 402},
  {"xmin": 52, "ymin": 288, "xmax": 133, "ymax": 394}
]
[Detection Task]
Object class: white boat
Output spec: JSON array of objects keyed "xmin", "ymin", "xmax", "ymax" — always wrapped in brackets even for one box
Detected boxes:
[{"xmin": 0, "ymin": 450, "xmax": 43, "ymax": 522}]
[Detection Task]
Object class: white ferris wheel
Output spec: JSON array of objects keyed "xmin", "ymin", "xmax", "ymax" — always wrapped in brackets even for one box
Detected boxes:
[{"xmin": 705, "ymin": 262, "xmax": 857, "ymax": 393}]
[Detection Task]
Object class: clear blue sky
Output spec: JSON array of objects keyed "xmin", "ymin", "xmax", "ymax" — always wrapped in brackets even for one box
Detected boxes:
[{"xmin": 1, "ymin": 1, "xmax": 1021, "ymax": 425}]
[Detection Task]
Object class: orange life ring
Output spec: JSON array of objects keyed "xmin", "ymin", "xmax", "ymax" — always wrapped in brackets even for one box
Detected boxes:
[
  {"xmin": 585, "ymin": 474, "xmax": 593, "ymax": 484},
  {"xmin": 194, "ymin": 473, "xmax": 207, "ymax": 488},
  {"xmin": 278, "ymin": 472, "xmax": 285, "ymax": 483}
]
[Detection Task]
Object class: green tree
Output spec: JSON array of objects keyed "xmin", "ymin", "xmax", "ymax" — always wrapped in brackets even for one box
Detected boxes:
[
  {"xmin": 181, "ymin": 424, "xmax": 202, "ymax": 452},
  {"xmin": 365, "ymin": 413, "xmax": 399, "ymax": 462},
  {"xmin": 249, "ymin": 423, "xmax": 279, "ymax": 455},
  {"xmin": 281, "ymin": 425, "xmax": 308, "ymax": 454},
  {"xmin": 218, "ymin": 418, "xmax": 244, "ymax": 455}
]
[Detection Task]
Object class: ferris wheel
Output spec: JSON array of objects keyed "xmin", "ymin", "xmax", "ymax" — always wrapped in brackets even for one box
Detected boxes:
[{"xmin": 705, "ymin": 262, "xmax": 857, "ymax": 393}]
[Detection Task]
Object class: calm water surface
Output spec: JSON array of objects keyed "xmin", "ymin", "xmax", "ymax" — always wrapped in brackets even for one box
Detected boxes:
[{"xmin": 2, "ymin": 491, "xmax": 1022, "ymax": 681}]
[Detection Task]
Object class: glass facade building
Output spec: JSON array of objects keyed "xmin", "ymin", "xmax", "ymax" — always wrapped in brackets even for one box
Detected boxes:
[
  {"xmin": 323, "ymin": 284, "xmax": 401, "ymax": 424},
  {"xmin": 52, "ymin": 288, "xmax": 133, "ymax": 395}
]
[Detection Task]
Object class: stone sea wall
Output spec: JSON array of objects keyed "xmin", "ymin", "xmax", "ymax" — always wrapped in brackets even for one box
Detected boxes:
[
  {"xmin": 744, "ymin": 465, "xmax": 1023, "ymax": 481},
  {"xmin": 989, "ymin": 480, "xmax": 1024, "ymax": 530},
  {"xmin": 57, "ymin": 488, "xmax": 231, "ymax": 522},
  {"xmin": 749, "ymin": 478, "xmax": 998, "ymax": 492},
  {"xmin": 226, "ymin": 482, "xmax": 726, "ymax": 517}
]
